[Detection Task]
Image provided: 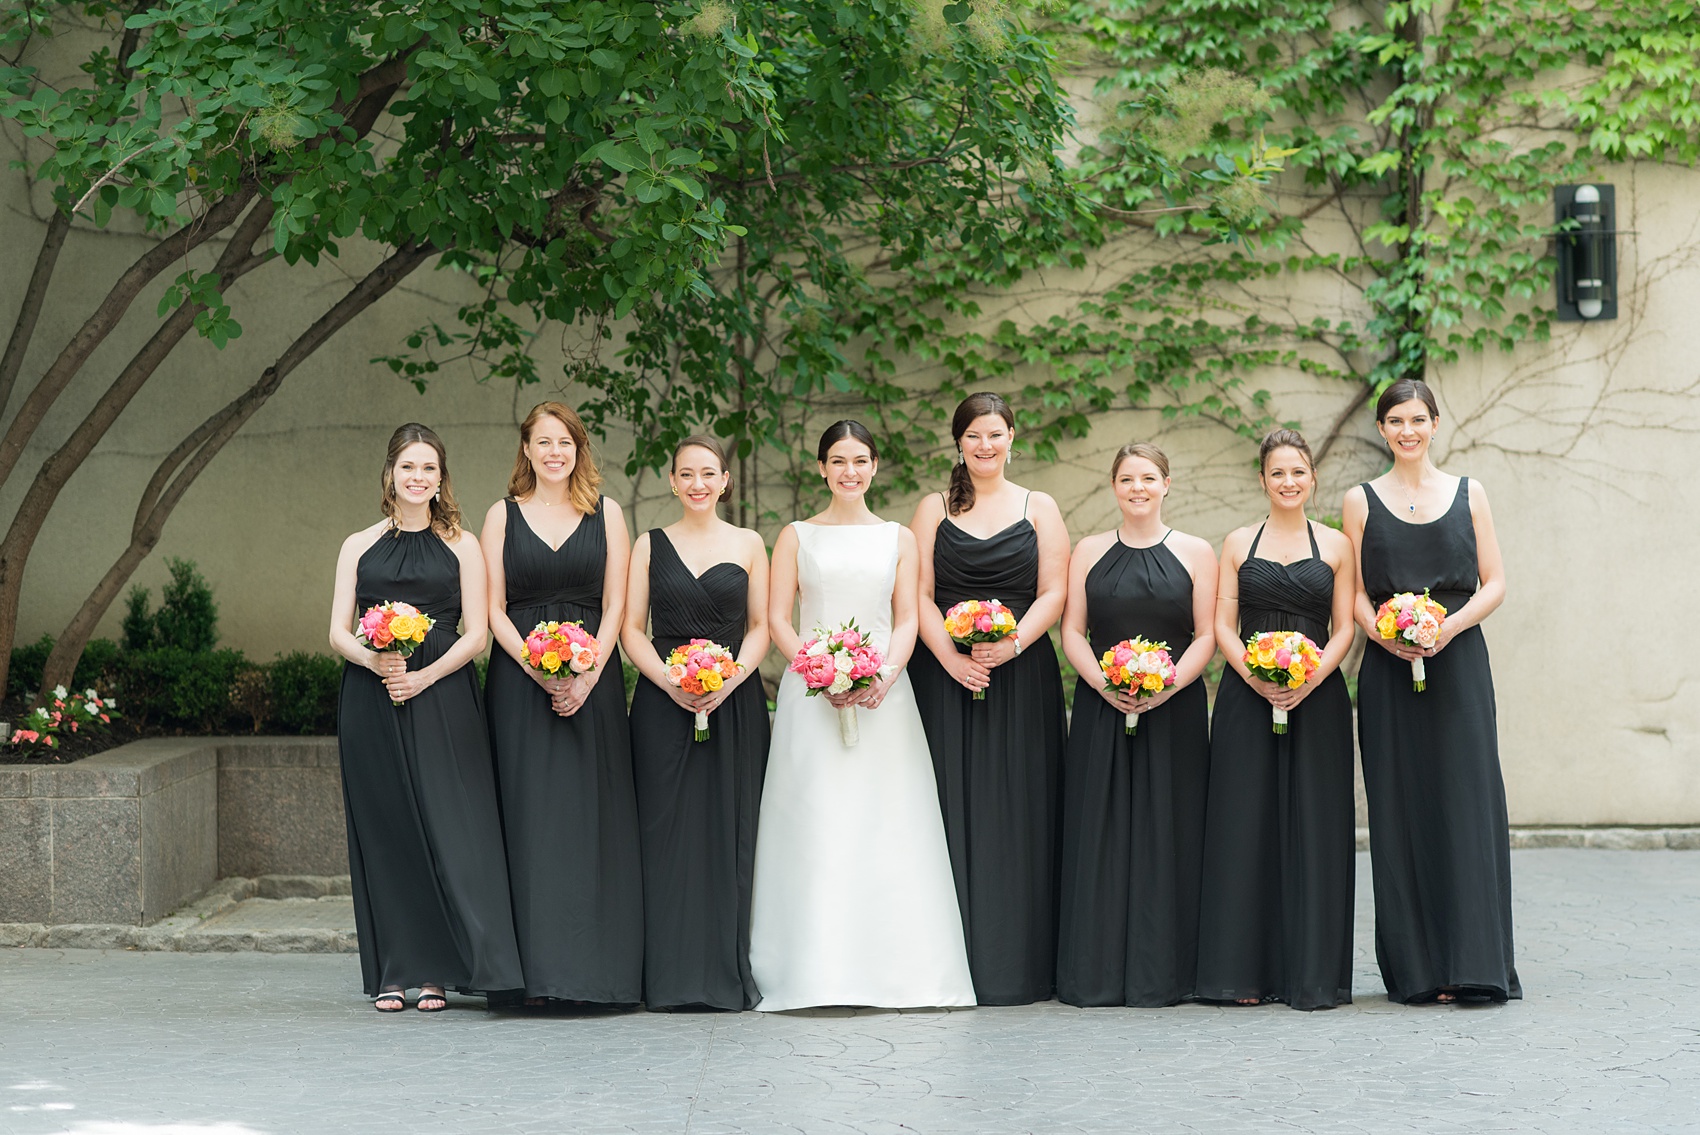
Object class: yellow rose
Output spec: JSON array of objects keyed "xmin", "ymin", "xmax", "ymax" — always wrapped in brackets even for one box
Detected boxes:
[
  {"xmin": 545, "ymin": 621, "xmax": 560, "ymax": 633},
  {"xmin": 541, "ymin": 650, "xmax": 562, "ymax": 673},
  {"xmin": 701, "ymin": 670, "xmax": 724, "ymax": 691},
  {"xmin": 1376, "ymin": 614, "xmax": 1397, "ymax": 638},
  {"xmin": 1142, "ymin": 672, "xmax": 1165, "ymax": 692}
]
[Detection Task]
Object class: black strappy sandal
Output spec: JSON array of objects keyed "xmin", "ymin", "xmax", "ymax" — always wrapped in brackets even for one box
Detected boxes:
[
  {"xmin": 416, "ymin": 987, "xmax": 448, "ymax": 1013},
  {"xmin": 374, "ymin": 990, "xmax": 407, "ymax": 1013}
]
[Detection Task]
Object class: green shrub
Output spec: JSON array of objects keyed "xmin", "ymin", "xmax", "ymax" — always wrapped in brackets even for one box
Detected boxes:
[
  {"xmin": 152, "ymin": 558, "xmax": 219, "ymax": 652},
  {"xmin": 116, "ymin": 647, "xmax": 245, "ymax": 730},
  {"xmin": 76, "ymin": 638, "xmax": 120, "ymax": 691},
  {"xmin": 6, "ymin": 634, "xmax": 53, "ymax": 698},
  {"xmin": 122, "ymin": 585, "xmax": 154, "ymax": 651},
  {"xmin": 269, "ymin": 652, "xmax": 342, "ymax": 735}
]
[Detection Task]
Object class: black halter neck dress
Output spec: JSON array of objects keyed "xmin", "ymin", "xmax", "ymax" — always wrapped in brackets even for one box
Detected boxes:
[{"xmin": 1194, "ymin": 521, "xmax": 1356, "ymax": 1009}]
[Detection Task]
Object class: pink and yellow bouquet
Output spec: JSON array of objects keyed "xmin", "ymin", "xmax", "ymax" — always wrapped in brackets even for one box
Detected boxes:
[
  {"xmin": 1100, "ymin": 637, "xmax": 1176, "ymax": 736},
  {"xmin": 523, "ymin": 620, "xmax": 600, "ymax": 678},
  {"xmin": 942, "ymin": 598, "xmax": 1018, "ymax": 700},
  {"xmin": 1375, "ymin": 590, "xmax": 1447, "ymax": 692},
  {"xmin": 357, "ymin": 602, "xmax": 436, "ymax": 706},
  {"xmin": 1243, "ymin": 630, "xmax": 1324, "ymax": 734},
  {"xmin": 789, "ymin": 619, "xmax": 887, "ymax": 746},
  {"xmin": 665, "ymin": 638, "xmax": 742, "ymax": 741}
]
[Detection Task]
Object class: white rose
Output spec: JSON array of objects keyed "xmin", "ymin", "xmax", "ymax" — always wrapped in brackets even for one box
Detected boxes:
[
  {"xmin": 828, "ymin": 674, "xmax": 853, "ymax": 695},
  {"xmin": 806, "ymin": 639, "xmax": 829, "ymax": 657},
  {"xmin": 834, "ymin": 652, "xmax": 854, "ymax": 673}
]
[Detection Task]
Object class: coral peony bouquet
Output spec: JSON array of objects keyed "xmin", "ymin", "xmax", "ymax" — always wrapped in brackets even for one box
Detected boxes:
[
  {"xmin": 1099, "ymin": 637, "xmax": 1176, "ymax": 736},
  {"xmin": 1375, "ymin": 590, "xmax": 1447, "ymax": 691},
  {"xmin": 789, "ymin": 619, "xmax": 887, "ymax": 746},
  {"xmin": 357, "ymin": 602, "xmax": 436, "ymax": 706},
  {"xmin": 665, "ymin": 638, "xmax": 742, "ymax": 741},
  {"xmin": 942, "ymin": 598, "xmax": 1019, "ymax": 700},
  {"xmin": 1243, "ymin": 630, "xmax": 1324, "ymax": 733},
  {"xmin": 523, "ymin": 620, "xmax": 600, "ymax": 678}
]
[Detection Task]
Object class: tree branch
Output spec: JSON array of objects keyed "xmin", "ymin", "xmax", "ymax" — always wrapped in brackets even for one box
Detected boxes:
[{"xmin": 0, "ymin": 209, "xmax": 70, "ymax": 418}]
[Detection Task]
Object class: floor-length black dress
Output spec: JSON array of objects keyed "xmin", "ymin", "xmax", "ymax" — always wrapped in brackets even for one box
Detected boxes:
[
  {"xmin": 338, "ymin": 526, "xmax": 524, "ymax": 998},
  {"xmin": 485, "ymin": 497, "xmax": 643, "ymax": 1003},
  {"xmin": 630, "ymin": 530, "xmax": 770, "ymax": 1010},
  {"xmin": 1194, "ymin": 522, "xmax": 1355, "ymax": 1009},
  {"xmin": 1358, "ymin": 478, "xmax": 1519, "ymax": 1003},
  {"xmin": 910, "ymin": 506, "xmax": 1066, "ymax": 1005},
  {"xmin": 1056, "ymin": 533, "xmax": 1210, "ymax": 1007}
]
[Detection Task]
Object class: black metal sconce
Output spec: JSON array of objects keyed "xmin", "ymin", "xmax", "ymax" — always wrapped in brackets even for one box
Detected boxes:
[{"xmin": 1554, "ymin": 184, "xmax": 1617, "ymax": 321}]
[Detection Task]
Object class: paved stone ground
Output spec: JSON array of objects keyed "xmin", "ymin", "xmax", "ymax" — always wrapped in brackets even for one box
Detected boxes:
[{"xmin": 2, "ymin": 849, "xmax": 1698, "ymax": 1135}]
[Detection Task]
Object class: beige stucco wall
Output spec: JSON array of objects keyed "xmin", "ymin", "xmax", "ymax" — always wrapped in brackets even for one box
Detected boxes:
[{"xmin": 4, "ymin": 69, "xmax": 1697, "ymax": 825}]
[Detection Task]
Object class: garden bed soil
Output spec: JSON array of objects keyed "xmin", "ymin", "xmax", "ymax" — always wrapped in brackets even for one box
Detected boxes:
[{"xmin": 0, "ymin": 694, "xmax": 267, "ymax": 765}]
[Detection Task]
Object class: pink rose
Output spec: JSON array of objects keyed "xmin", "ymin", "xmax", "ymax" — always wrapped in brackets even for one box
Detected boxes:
[
  {"xmin": 1275, "ymin": 648, "xmax": 1292, "ymax": 668},
  {"xmin": 802, "ymin": 654, "xmax": 837, "ymax": 688},
  {"xmin": 838, "ymin": 629, "xmax": 863, "ymax": 649}
]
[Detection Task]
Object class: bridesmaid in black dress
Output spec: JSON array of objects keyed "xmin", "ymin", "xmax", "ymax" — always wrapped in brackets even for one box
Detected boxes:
[
  {"xmin": 328, "ymin": 423, "xmax": 523, "ymax": 1012},
  {"xmin": 1056, "ymin": 443, "xmax": 1218, "ymax": 1007},
  {"xmin": 909, "ymin": 392, "xmax": 1069, "ymax": 1005},
  {"xmin": 1342, "ymin": 379, "xmax": 1518, "ymax": 1004},
  {"xmin": 481, "ymin": 401, "xmax": 642, "ymax": 1006},
  {"xmin": 1195, "ymin": 429, "xmax": 1358, "ymax": 1010},
  {"xmin": 621, "ymin": 435, "xmax": 772, "ymax": 1011}
]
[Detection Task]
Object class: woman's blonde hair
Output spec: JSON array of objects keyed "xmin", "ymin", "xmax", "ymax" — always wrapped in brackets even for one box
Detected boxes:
[
  {"xmin": 509, "ymin": 401, "xmax": 602, "ymax": 514},
  {"xmin": 1109, "ymin": 441, "xmax": 1170, "ymax": 480},
  {"xmin": 380, "ymin": 422, "xmax": 463, "ymax": 538}
]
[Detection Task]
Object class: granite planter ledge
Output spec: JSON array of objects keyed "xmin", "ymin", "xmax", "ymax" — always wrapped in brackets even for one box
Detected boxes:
[{"xmin": 0, "ymin": 736, "xmax": 345, "ymax": 927}]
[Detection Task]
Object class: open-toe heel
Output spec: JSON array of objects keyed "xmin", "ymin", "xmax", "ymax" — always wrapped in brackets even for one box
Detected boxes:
[{"xmin": 374, "ymin": 990, "xmax": 407, "ymax": 1013}]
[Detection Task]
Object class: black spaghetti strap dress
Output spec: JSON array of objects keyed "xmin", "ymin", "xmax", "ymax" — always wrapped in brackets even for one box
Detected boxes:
[
  {"xmin": 1194, "ymin": 522, "xmax": 1355, "ymax": 1009},
  {"xmin": 485, "ymin": 497, "xmax": 644, "ymax": 1004},
  {"xmin": 1056, "ymin": 533, "xmax": 1210, "ymax": 1007},
  {"xmin": 630, "ymin": 530, "xmax": 770, "ymax": 1010},
  {"xmin": 1358, "ymin": 477, "xmax": 1520, "ymax": 1003},
  {"xmin": 337, "ymin": 526, "xmax": 523, "ymax": 998},
  {"xmin": 909, "ymin": 501, "xmax": 1065, "ymax": 1005}
]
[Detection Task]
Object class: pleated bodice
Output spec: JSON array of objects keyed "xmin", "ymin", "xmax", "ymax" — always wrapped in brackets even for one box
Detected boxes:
[
  {"xmin": 503, "ymin": 497, "xmax": 607, "ymax": 628},
  {"xmin": 1238, "ymin": 522, "xmax": 1332, "ymax": 645},
  {"xmin": 356, "ymin": 527, "xmax": 463, "ymax": 666},
  {"xmin": 1085, "ymin": 535, "xmax": 1195, "ymax": 658},
  {"xmin": 932, "ymin": 518, "xmax": 1039, "ymax": 618},
  {"xmin": 1360, "ymin": 477, "xmax": 1477, "ymax": 612},
  {"xmin": 647, "ymin": 530, "xmax": 748, "ymax": 654}
]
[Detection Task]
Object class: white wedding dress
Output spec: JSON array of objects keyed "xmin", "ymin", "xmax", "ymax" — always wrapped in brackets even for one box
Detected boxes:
[{"xmin": 749, "ymin": 521, "xmax": 976, "ymax": 1010}]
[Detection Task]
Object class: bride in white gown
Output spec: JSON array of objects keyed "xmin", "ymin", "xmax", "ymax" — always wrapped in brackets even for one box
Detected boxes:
[{"xmin": 749, "ymin": 421, "xmax": 976, "ymax": 1011}]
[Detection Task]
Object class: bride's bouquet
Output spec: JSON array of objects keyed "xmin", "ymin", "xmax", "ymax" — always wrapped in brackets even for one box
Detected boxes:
[
  {"xmin": 1243, "ymin": 630, "xmax": 1323, "ymax": 734},
  {"xmin": 1099, "ymin": 637, "xmax": 1176, "ymax": 736},
  {"xmin": 664, "ymin": 638, "xmax": 741, "ymax": 741},
  {"xmin": 789, "ymin": 619, "xmax": 887, "ymax": 747},
  {"xmin": 522, "ymin": 619, "xmax": 600, "ymax": 678},
  {"xmin": 942, "ymin": 598, "xmax": 1018, "ymax": 700},
  {"xmin": 357, "ymin": 601, "xmax": 436, "ymax": 706},
  {"xmin": 1374, "ymin": 590, "xmax": 1447, "ymax": 692}
]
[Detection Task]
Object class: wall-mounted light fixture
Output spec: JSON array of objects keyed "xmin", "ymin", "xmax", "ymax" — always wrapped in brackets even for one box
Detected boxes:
[{"xmin": 1554, "ymin": 184, "xmax": 1617, "ymax": 321}]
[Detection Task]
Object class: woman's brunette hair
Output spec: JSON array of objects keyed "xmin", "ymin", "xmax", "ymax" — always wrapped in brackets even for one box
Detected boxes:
[
  {"xmin": 508, "ymin": 401, "xmax": 601, "ymax": 514},
  {"xmin": 673, "ymin": 434, "xmax": 733, "ymax": 502},
  {"xmin": 816, "ymin": 419, "xmax": 879, "ymax": 463},
  {"xmin": 1258, "ymin": 428, "xmax": 1316, "ymax": 474},
  {"xmin": 380, "ymin": 422, "xmax": 463, "ymax": 538},
  {"xmin": 1109, "ymin": 441, "xmax": 1170, "ymax": 480},
  {"xmin": 1374, "ymin": 378, "xmax": 1440, "ymax": 423},
  {"xmin": 947, "ymin": 391, "xmax": 1015, "ymax": 517}
]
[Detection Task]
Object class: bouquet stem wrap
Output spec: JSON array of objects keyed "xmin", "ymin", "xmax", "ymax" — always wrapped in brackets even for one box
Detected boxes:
[
  {"xmin": 1411, "ymin": 657, "xmax": 1426, "ymax": 692},
  {"xmin": 693, "ymin": 710, "xmax": 711, "ymax": 743},
  {"xmin": 1271, "ymin": 706, "xmax": 1289, "ymax": 734},
  {"xmin": 1124, "ymin": 710, "xmax": 1139, "ymax": 736},
  {"xmin": 838, "ymin": 705, "xmax": 860, "ymax": 747}
]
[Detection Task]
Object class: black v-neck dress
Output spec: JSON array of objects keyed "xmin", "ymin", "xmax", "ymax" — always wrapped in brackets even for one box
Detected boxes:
[
  {"xmin": 1194, "ymin": 521, "xmax": 1356, "ymax": 1009},
  {"xmin": 909, "ymin": 508, "xmax": 1066, "ymax": 1006},
  {"xmin": 338, "ymin": 526, "xmax": 523, "ymax": 998},
  {"xmin": 485, "ymin": 497, "xmax": 643, "ymax": 1004},
  {"xmin": 1357, "ymin": 478, "xmax": 1519, "ymax": 1003},
  {"xmin": 629, "ymin": 530, "xmax": 770, "ymax": 1010}
]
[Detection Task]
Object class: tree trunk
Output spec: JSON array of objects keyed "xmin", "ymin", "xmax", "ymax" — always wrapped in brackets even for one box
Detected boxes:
[
  {"xmin": 36, "ymin": 242, "xmax": 436, "ymax": 697},
  {"xmin": 0, "ymin": 210, "xmax": 72, "ymax": 419}
]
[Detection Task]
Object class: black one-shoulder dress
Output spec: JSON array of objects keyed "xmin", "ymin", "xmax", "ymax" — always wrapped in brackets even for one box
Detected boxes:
[
  {"xmin": 1195, "ymin": 521, "xmax": 1356, "ymax": 1009},
  {"xmin": 910, "ymin": 507, "xmax": 1066, "ymax": 1006},
  {"xmin": 1056, "ymin": 533, "xmax": 1210, "ymax": 1007},
  {"xmin": 630, "ymin": 530, "xmax": 769, "ymax": 1010},
  {"xmin": 1358, "ymin": 478, "xmax": 1519, "ymax": 1003},
  {"xmin": 338, "ymin": 526, "xmax": 523, "ymax": 998},
  {"xmin": 485, "ymin": 497, "xmax": 643, "ymax": 1004}
]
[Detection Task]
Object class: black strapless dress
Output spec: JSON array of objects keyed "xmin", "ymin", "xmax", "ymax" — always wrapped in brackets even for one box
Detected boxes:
[
  {"xmin": 485, "ymin": 497, "xmax": 643, "ymax": 1004},
  {"xmin": 1358, "ymin": 478, "xmax": 1519, "ymax": 1003},
  {"xmin": 1056, "ymin": 534, "xmax": 1210, "ymax": 1007},
  {"xmin": 909, "ymin": 513, "xmax": 1065, "ymax": 1006},
  {"xmin": 1194, "ymin": 522, "xmax": 1356, "ymax": 1009},
  {"xmin": 630, "ymin": 530, "xmax": 769, "ymax": 1010},
  {"xmin": 337, "ymin": 527, "xmax": 523, "ymax": 997}
]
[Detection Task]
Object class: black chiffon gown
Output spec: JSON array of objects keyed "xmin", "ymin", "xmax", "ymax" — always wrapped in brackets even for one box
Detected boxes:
[
  {"xmin": 1358, "ymin": 478, "xmax": 1520, "ymax": 1003},
  {"xmin": 338, "ymin": 526, "xmax": 523, "ymax": 998},
  {"xmin": 630, "ymin": 530, "xmax": 770, "ymax": 1010},
  {"xmin": 1194, "ymin": 522, "xmax": 1355, "ymax": 1010},
  {"xmin": 485, "ymin": 497, "xmax": 644, "ymax": 1004},
  {"xmin": 1056, "ymin": 533, "xmax": 1210, "ymax": 1007},
  {"xmin": 909, "ymin": 509, "xmax": 1065, "ymax": 1005}
]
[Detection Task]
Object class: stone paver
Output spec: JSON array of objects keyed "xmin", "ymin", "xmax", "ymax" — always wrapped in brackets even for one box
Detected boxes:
[
  {"xmin": 2, "ymin": 850, "xmax": 1698, "ymax": 1135},
  {"xmin": 197, "ymin": 897, "xmax": 356, "ymax": 933}
]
